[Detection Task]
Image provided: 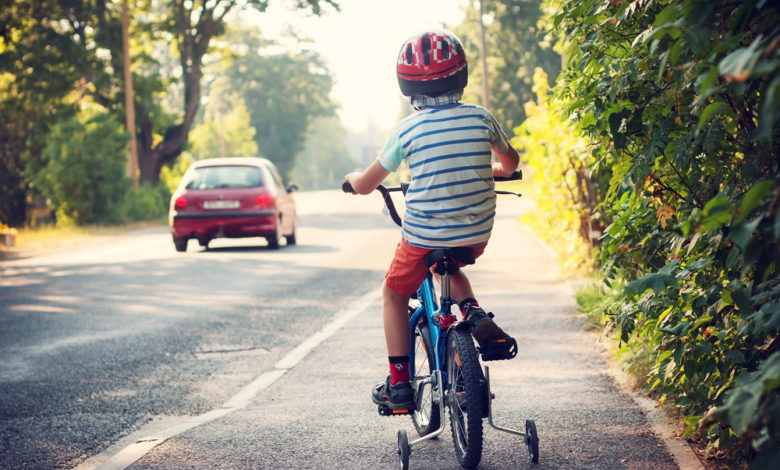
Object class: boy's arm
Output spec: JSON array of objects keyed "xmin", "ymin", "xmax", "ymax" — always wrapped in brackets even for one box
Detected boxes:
[
  {"xmin": 492, "ymin": 144, "xmax": 520, "ymax": 178},
  {"xmin": 344, "ymin": 160, "xmax": 391, "ymax": 195}
]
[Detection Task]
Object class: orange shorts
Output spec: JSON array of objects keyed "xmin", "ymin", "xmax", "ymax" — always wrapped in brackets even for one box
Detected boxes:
[{"xmin": 385, "ymin": 239, "xmax": 487, "ymax": 296}]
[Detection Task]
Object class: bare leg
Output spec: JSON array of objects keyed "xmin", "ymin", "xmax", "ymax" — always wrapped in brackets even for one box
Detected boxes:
[
  {"xmin": 383, "ymin": 283, "xmax": 411, "ymax": 356},
  {"xmin": 433, "ymin": 269, "xmax": 475, "ymax": 309}
]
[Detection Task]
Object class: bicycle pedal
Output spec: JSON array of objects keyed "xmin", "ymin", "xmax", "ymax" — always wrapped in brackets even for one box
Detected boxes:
[
  {"xmin": 478, "ymin": 337, "xmax": 518, "ymax": 361},
  {"xmin": 378, "ymin": 405, "xmax": 414, "ymax": 416}
]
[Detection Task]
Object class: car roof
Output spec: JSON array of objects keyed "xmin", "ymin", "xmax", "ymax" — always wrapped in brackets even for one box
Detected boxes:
[{"xmin": 190, "ymin": 157, "xmax": 274, "ymax": 169}]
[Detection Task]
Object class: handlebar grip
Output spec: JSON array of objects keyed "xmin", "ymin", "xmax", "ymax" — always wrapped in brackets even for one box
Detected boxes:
[
  {"xmin": 342, "ymin": 182, "xmax": 355, "ymax": 193},
  {"xmin": 494, "ymin": 170, "xmax": 522, "ymax": 182}
]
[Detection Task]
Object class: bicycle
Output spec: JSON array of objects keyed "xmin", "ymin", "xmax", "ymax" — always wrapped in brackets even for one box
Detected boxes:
[{"xmin": 343, "ymin": 171, "xmax": 539, "ymax": 469}]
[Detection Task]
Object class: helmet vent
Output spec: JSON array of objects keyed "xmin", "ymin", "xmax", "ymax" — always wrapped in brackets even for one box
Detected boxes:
[
  {"xmin": 442, "ymin": 39, "xmax": 451, "ymax": 60},
  {"xmin": 422, "ymin": 34, "xmax": 431, "ymax": 66},
  {"xmin": 405, "ymin": 44, "xmax": 414, "ymax": 65}
]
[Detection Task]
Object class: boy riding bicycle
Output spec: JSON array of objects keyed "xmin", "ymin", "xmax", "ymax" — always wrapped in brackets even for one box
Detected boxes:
[{"xmin": 343, "ymin": 29, "xmax": 520, "ymax": 412}]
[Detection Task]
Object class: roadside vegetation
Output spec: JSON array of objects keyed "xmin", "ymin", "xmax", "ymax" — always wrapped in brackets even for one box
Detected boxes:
[{"xmin": 510, "ymin": 1, "xmax": 778, "ymax": 467}]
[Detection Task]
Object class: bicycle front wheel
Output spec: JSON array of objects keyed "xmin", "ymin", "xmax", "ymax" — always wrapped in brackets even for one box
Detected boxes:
[
  {"xmin": 446, "ymin": 328, "xmax": 484, "ymax": 469},
  {"xmin": 411, "ymin": 317, "xmax": 441, "ymax": 436}
]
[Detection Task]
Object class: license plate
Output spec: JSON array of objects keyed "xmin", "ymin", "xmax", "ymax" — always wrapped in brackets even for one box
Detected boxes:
[{"xmin": 203, "ymin": 200, "xmax": 240, "ymax": 210}]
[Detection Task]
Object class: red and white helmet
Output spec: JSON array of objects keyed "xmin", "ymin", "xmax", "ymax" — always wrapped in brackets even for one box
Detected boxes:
[{"xmin": 396, "ymin": 29, "xmax": 468, "ymax": 97}]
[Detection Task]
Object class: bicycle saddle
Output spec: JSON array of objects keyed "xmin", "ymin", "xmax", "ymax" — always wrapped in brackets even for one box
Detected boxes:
[{"xmin": 424, "ymin": 247, "xmax": 476, "ymax": 274}]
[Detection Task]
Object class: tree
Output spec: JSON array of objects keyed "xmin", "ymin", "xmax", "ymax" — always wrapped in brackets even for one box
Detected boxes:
[
  {"xmin": 26, "ymin": 111, "xmax": 131, "ymax": 225},
  {"xmin": 291, "ymin": 116, "xmax": 355, "ymax": 190},
  {"xmin": 0, "ymin": 0, "xmax": 82, "ymax": 225},
  {"xmin": 188, "ymin": 85, "xmax": 258, "ymax": 160},
  {"xmin": 221, "ymin": 26, "xmax": 337, "ymax": 177},
  {"xmin": 135, "ymin": 0, "xmax": 338, "ymax": 183},
  {"xmin": 0, "ymin": 0, "xmax": 338, "ymax": 227},
  {"xmin": 455, "ymin": 0, "xmax": 561, "ymax": 133}
]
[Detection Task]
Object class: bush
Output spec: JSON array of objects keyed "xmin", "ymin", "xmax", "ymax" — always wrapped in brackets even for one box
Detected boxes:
[
  {"xmin": 511, "ymin": 68, "xmax": 603, "ymax": 275},
  {"xmin": 121, "ymin": 184, "xmax": 170, "ymax": 222},
  {"xmin": 26, "ymin": 112, "xmax": 131, "ymax": 225},
  {"xmin": 550, "ymin": 0, "xmax": 779, "ymax": 464}
]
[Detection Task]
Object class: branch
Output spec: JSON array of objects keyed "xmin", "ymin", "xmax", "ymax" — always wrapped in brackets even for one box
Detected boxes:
[{"xmin": 649, "ymin": 173, "xmax": 697, "ymax": 207}]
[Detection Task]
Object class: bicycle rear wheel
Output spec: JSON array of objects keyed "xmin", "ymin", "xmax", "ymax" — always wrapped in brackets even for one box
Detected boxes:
[
  {"xmin": 411, "ymin": 317, "xmax": 441, "ymax": 436},
  {"xmin": 446, "ymin": 328, "xmax": 484, "ymax": 469}
]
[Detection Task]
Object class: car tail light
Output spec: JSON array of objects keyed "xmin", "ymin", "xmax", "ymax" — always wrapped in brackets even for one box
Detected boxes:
[
  {"xmin": 174, "ymin": 197, "xmax": 187, "ymax": 209},
  {"xmin": 256, "ymin": 195, "xmax": 272, "ymax": 206}
]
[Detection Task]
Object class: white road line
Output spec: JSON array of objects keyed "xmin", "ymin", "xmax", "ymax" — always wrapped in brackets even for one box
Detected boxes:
[{"xmin": 74, "ymin": 289, "xmax": 381, "ymax": 470}]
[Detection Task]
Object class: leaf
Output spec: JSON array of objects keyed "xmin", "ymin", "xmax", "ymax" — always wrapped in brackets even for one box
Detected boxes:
[
  {"xmin": 697, "ymin": 102, "xmax": 724, "ymax": 131},
  {"xmin": 625, "ymin": 271, "xmax": 676, "ymax": 297},
  {"xmin": 719, "ymin": 35, "xmax": 763, "ymax": 81},
  {"xmin": 654, "ymin": 4, "xmax": 680, "ymax": 27},
  {"xmin": 757, "ymin": 75, "xmax": 780, "ymax": 142},
  {"xmin": 686, "ymin": 258, "xmax": 711, "ymax": 270},
  {"xmin": 736, "ymin": 180, "xmax": 773, "ymax": 223},
  {"xmin": 725, "ymin": 350, "xmax": 746, "ymax": 364},
  {"xmin": 775, "ymin": 209, "xmax": 780, "ymax": 240},
  {"xmin": 656, "ymin": 204, "xmax": 674, "ymax": 228},
  {"xmin": 730, "ymin": 216, "xmax": 763, "ymax": 252},
  {"xmin": 724, "ymin": 386, "xmax": 760, "ymax": 434},
  {"xmin": 700, "ymin": 197, "xmax": 734, "ymax": 231}
]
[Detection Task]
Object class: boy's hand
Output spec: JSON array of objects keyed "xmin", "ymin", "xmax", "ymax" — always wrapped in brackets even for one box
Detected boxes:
[
  {"xmin": 343, "ymin": 161, "xmax": 391, "ymax": 195},
  {"xmin": 492, "ymin": 161, "xmax": 514, "ymax": 178},
  {"xmin": 492, "ymin": 144, "xmax": 520, "ymax": 178},
  {"xmin": 343, "ymin": 172, "xmax": 362, "ymax": 194}
]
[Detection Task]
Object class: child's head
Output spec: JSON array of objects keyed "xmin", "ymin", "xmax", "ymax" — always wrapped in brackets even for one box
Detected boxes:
[{"xmin": 396, "ymin": 29, "xmax": 468, "ymax": 97}]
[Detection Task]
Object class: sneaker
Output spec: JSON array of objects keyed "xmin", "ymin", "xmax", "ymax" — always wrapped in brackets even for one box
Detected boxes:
[
  {"xmin": 372, "ymin": 376, "xmax": 416, "ymax": 410},
  {"xmin": 463, "ymin": 306, "xmax": 509, "ymax": 343},
  {"xmin": 464, "ymin": 306, "xmax": 518, "ymax": 361}
]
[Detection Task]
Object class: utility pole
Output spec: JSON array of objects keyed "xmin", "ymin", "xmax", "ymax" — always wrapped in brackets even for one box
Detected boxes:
[
  {"xmin": 122, "ymin": 0, "xmax": 139, "ymax": 188},
  {"xmin": 478, "ymin": 0, "xmax": 490, "ymax": 108}
]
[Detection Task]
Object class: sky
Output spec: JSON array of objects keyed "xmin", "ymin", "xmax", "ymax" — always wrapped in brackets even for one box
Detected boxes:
[{"xmin": 249, "ymin": 0, "xmax": 467, "ymax": 132}]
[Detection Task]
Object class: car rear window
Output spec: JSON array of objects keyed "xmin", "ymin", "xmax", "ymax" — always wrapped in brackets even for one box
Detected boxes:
[{"xmin": 185, "ymin": 165, "xmax": 265, "ymax": 190}]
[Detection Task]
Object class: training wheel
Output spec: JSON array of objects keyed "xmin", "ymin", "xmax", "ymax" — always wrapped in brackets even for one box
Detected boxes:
[
  {"xmin": 397, "ymin": 429, "xmax": 410, "ymax": 469},
  {"xmin": 525, "ymin": 419, "xmax": 539, "ymax": 463}
]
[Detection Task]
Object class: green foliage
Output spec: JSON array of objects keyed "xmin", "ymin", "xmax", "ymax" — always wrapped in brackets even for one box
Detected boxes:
[
  {"xmin": 120, "ymin": 184, "xmax": 170, "ymax": 222},
  {"xmin": 219, "ymin": 24, "xmax": 337, "ymax": 178},
  {"xmin": 160, "ymin": 153, "xmax": 193, "ymax": 196},
  {"xmin": 290, "ymin": 116, "xmax": 356, "ymax": 190},
  {"xmin": 188, "ymin": 89, "xmax": 259, "ymax": 160},
  {"xmin": 551, "ymin": 0, "xmax": 780, "ymax": 463},
  {"xmin": 511, "ymin": 68, "xmax": 601, "ymax": 275},
  {"xmin": 1, "ymin": 0, "xmax": 340, "ymax": 221},
  {"xmin": 455, "ymin": 0, "xmax": 561, "ymax": 132},
  {"xmin": 25, "ymin": 112, "xmax": 131, "ymax": 225},
  {"xmin": 0, "ymin": 0, "xmax": 82, "ymax": 226}
]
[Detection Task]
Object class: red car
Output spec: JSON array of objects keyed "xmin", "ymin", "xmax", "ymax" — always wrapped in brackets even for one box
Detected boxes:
[{"xmin": 168, "ymin": 157, "xmax": 297, "ymax": 251}]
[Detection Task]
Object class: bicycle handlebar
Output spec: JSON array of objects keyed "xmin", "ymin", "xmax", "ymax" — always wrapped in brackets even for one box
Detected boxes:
[
  {"xmin": 494, "ymin": 170, "xmax": 523, "ymax": 182},
  {"xmin": 342, "ymin": 170, "xmax": 522, "ymax": 228}
]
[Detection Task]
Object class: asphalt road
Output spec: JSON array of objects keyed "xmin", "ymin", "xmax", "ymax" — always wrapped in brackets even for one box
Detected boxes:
[{"xmin": 1, "ymin": 190, "xmax": 681, "ymax": 470}]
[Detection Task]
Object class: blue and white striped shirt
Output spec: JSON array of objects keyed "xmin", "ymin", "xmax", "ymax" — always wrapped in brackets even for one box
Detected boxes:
[{"xmin": 377, "ymin": 102, "xmax": 510, "ymax": 248}]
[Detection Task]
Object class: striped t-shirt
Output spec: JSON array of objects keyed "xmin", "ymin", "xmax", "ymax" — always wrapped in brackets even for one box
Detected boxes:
[{"xmin": 377, "ymin": 102, "xmax": 511, "ymax": 249}]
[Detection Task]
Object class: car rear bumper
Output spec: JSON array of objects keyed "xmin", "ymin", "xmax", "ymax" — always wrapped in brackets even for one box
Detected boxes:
[{"xmin": 170, "ymin": 210, "xmax": 277, "ymax": 238}]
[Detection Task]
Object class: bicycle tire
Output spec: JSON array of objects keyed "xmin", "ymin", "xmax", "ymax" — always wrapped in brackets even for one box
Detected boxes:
[
  {"xmin": 446, "ymin": 328, "xmax": 484, "ymax": 469},
  {"xmin": 411, "ymin": 317, "xmax": 441, "ymax": 436}
]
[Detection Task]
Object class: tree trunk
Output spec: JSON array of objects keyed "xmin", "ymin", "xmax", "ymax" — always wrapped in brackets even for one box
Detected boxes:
[{"xmin": 136, "ymin": 60, "xmax": 202, "ymax": 185}]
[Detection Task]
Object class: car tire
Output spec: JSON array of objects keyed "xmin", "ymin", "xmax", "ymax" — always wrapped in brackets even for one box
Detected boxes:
[
  {"xmin": 173, "ymin": 235, "xmax": 188, "ymax": 252},
  {"xmin": 266, "ymin": 218, "xmax": 282, "ymax": 250},
  {"xmin": 285, "ymin": 227, "xmax": 296, "ymax": 246}
]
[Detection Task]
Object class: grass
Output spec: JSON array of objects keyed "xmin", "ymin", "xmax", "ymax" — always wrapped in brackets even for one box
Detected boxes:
[{"xmin": 0, "ymin": 218, "xmax": 166, "ymax": 256}]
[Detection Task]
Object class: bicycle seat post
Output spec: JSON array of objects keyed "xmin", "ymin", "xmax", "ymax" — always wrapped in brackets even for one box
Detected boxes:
[{"xmin": 440, "ymin": 270, "xmax": 451, "ymax": 303}]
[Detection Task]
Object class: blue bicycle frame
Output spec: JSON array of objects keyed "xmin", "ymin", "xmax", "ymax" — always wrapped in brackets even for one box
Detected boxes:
[{"xmin": 408, "ymin": 271, "xmax": 454, "ymax": 384}]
